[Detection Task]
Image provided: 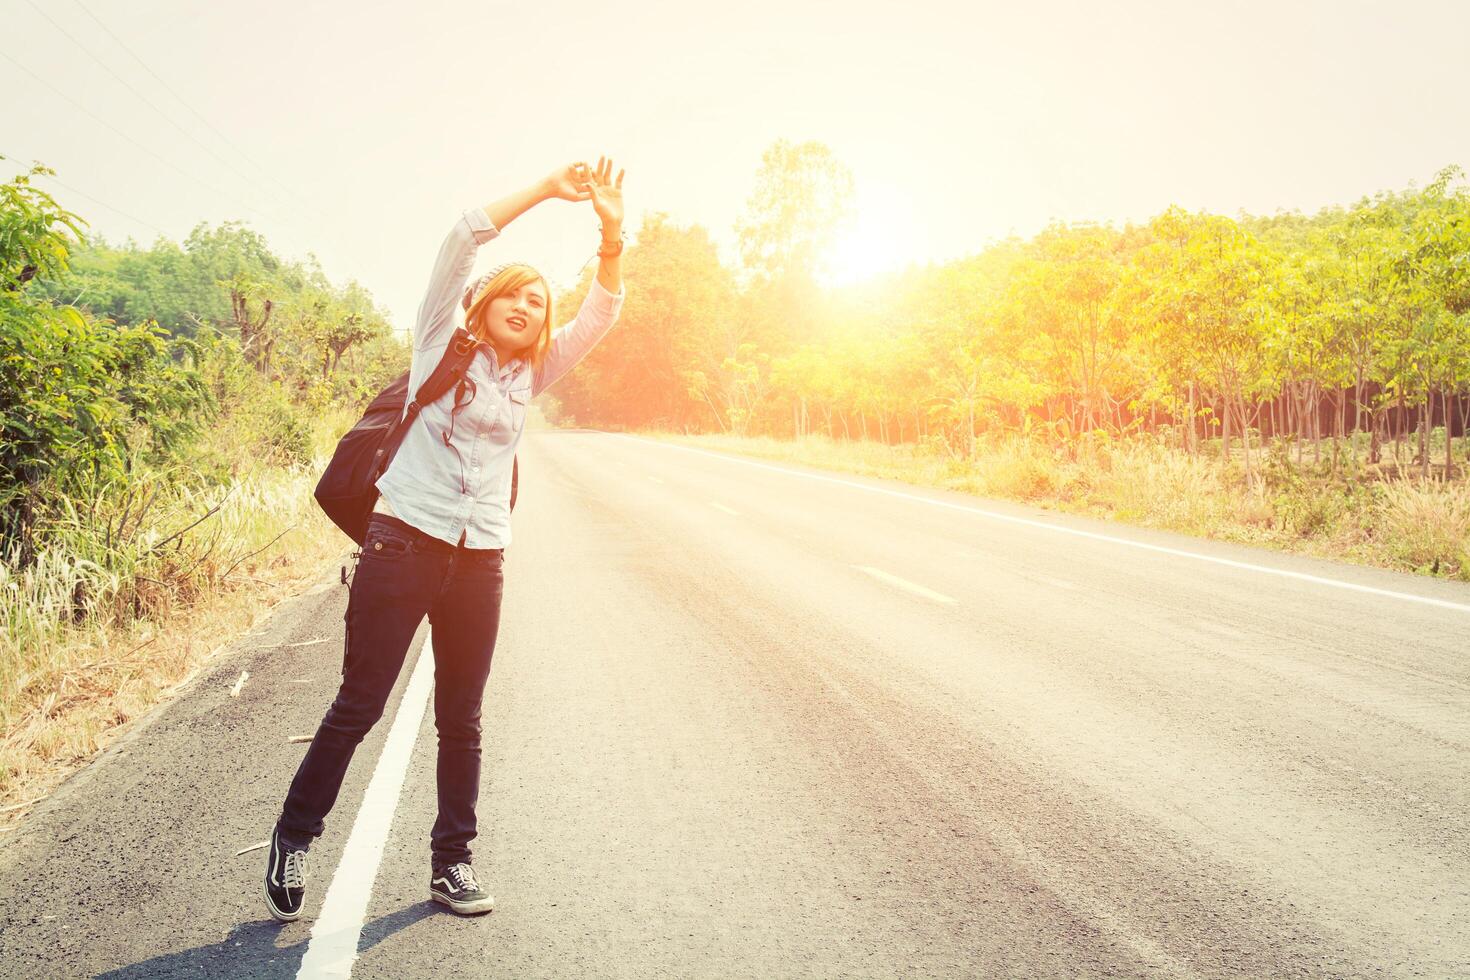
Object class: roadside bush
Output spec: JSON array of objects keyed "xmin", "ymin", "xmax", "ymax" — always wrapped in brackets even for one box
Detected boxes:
[
  {"xmin": 1378, "ymin": 479, "xmax": 1470, "ymax": 577},
  {"xmin": 974, "ymin": 437, "xmax": 1059, "ymax": 500},
  {"xmin": 204, "ymin": 382, "xmax": 313, "ymax": 470},
  {"xmin": 1, "ymin": 167, "xmax": 212, "ymax": 566},
  {"xmin": 1092, "ymin": 439, "xmax": 1225, "ymax": 529}
]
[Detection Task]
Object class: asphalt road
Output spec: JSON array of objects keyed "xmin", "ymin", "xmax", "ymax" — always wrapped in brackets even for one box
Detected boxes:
[{"xmin": 0, "ymin": 430, "xmax": 1466, "ymax": 979}]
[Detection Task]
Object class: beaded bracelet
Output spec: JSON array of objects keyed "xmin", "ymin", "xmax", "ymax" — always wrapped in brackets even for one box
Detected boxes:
[{"xmin": 597, "ymin": 226, "xmax": 626, "ymax": 258}]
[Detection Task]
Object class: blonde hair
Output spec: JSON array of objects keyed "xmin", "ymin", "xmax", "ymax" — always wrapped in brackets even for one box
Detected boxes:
[{"xmin": 463, "ymin": 264, "xmax": 555, "ymax": 373}]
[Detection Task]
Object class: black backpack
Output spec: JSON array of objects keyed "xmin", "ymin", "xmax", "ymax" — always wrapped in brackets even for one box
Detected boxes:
[{"xmin": 314, "ymin": 326, "xmax": 517, "ymax": 545}]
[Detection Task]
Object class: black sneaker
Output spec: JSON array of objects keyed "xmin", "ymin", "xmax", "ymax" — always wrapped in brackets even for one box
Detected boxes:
[
  {"xmin": 264, "ymin": 827, "xmax": 308, "ymax": 921},
  {"xmin": 429, "ymin": 862, "xmax": 494, "ymax": 915}
]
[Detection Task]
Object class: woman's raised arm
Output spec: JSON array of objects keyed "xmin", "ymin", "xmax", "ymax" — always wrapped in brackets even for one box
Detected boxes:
[
  {"xmin": 412, "ymin": 165, "xmax": 596, "ymax": 352},
  {"xmin": 530, "ymin": 158, "xmax": 627, "ymax": 398},
  {"xmin": 484, "ymin": 163, "xmax": 593, "ymax": 226},
  {"xmin": 411, "ymin": 209, "xmax": 502, "ymax": 352}
]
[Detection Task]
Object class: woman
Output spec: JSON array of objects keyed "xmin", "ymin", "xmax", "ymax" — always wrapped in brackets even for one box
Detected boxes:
[{"xmin": 265, "ymin": 157, "xmax": 627, "ymax": 920}]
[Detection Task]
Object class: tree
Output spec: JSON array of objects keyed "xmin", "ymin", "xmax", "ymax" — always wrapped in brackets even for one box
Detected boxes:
[
  {"xmin": 733, "ymin": 140, "xmax": 855, "ymax": 357},
  {"xmin": 178, "ymin": 221, "xmax": 284, "ymax": 368},
  {"xmin": 291, "ymin": 279, "xmax": 387, "ymax": 379},
  {"xmin": 735, "ymin": 139, "xmax": 855, "ymax": 286},
  {"xmin": 549, "ymin": 213, "xmax": 737, "ymax": 431},
  {"xmin": 1144, "ymin": 208, "xmax": 1273, "ymax": 469},
  {"xmin": 1007, "ymin": 223, "xmax": 1142, "ymax": 435},
  {"xmin": 0, "ymin": 162, "xmax": 209, "ymax": 566},
  {"xmin": 1396, "ymin": 167, "xmax": 1470, "ymax": 476}
]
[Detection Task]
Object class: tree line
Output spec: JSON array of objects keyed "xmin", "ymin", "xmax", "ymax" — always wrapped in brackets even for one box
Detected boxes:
[
  {"xmin": 551, "ymin": 147, "xmax": 1469, "ymax": 480},
  {"xmin": 6, "ymin": 143, "xmax": 1466, "ymax": 578},
  {"xmin": 1, "ymin": 160, "xmax": 401, "ymax": 567}
]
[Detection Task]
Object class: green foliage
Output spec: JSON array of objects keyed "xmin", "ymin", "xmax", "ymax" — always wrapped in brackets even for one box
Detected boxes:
[
  {"xmin": 1, "ymin": 163, "xmax": 86, "ymax": 291},
  {"xmin": 559, "ymin": 145, "xmax": 1468, "ymax": 501},
  {"xmin": 550, "ymin": 212, "xmax": 739, "ymax": 432},
  {"xmin": 1006, "ymin": 223, "xmax": 1141, "ymax": 433},
  {"xmin": 0, "ymin": 165, "xmax": 213, "ymax": 564},
  {"xmin": 539, "ymin": 147, "xmax": 1470, "ymax": 494},
  {"xmin": 32, "ymin": 216, "xmax": 394, "ymax": 387},
  {"xmin": 6, "ymin": 143, "xmax": 1468, "ymax": 588},
  {"xmin": 1, "ymin": 159, "xmax": 399, "ymax": 569},
  {"xmin": 258, "ymin": 391, "xmax": 315, "ymax": 467}
]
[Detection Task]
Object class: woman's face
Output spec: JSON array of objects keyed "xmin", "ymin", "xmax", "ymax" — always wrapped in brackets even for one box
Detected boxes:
[{"xmin": 483, "ymin": 280, "xmax": 549, "ymax": 356}]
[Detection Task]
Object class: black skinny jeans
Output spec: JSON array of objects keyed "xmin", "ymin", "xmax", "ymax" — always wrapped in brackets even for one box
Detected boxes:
[{"xmin": 275, "ymin": 513, "xmax": 504, "ymax": 869}]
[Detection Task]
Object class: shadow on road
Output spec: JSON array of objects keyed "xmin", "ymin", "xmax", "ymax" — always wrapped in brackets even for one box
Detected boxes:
[{"xmin": 94, "ymin": 903, "xmax": 438, "ymax": 979}]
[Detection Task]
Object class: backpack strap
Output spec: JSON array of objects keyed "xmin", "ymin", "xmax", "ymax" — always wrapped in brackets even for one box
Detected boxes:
[
  {"xmin": 403, "ymin": 327, "xmax": 485, "ymax": 420},
  {"xmin": 385, "ymin": 328, "xmax": 522, "ymax": 514}
]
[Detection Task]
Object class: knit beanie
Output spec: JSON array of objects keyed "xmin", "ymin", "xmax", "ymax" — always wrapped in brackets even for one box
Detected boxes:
[{"xmin": 462, "ymin": 261, "xmax": 543, "ymax": 311}]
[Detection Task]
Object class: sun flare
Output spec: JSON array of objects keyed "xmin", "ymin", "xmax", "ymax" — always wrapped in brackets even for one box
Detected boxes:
[{"xmin": 816, "ymin": 182, "xmax": 920, "ymax": 289}]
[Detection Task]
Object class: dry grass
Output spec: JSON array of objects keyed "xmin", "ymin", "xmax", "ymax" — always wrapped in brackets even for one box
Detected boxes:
[
  {"xmin": 639, "ymin": 430, "xmax": 1470, "ymax": 583},
  {"xmin": 6, "ymin": 422, "xmax": 1463, "ymax": 830},
  {"xmin": 0, "ymin": 409, "xmax": 358, "ymax": 832},
  {"xmin": 1377, "ymin": 479, "xmax": 1470, "ymax": 577}
]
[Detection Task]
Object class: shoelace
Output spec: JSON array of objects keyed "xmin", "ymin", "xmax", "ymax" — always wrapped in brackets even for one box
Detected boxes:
[
  {"xmin": 447, "ymin": 863, "xmax": 478, "ymax": 892},
  {"xmin": 282, "ymin": 849, "xmax": 307, "ymax": 890}
]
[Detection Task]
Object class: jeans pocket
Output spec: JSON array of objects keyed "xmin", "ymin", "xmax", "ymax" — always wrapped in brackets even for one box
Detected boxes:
[{"xmin": 364, "ymin": 520, "xmax": 415, "ymax": 560}]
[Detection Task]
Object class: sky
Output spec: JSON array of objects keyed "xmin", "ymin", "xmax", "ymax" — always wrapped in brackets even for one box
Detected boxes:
[{"xmin": 5, "ymin": 0, "xmax": 1469, "ymax": 334}]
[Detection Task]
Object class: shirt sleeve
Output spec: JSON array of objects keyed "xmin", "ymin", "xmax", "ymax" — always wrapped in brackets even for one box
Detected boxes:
[
  {"xmin": 413, "ymin": 208, "xmax": 500, "ymax": 352},
  {"xmin": 530, "ymin": 276, "xmax": 626, "ymax": 398}
]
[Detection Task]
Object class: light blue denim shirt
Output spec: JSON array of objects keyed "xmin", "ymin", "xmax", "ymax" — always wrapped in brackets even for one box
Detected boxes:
[{"xmin": 374, "ymin": 207, "xmax": 625, "ymax": 548}]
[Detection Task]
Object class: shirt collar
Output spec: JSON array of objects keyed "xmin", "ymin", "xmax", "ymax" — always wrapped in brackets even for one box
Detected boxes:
[{"xmin": 481, "ymin": 345, "xmax": 527, "ymax": 383}]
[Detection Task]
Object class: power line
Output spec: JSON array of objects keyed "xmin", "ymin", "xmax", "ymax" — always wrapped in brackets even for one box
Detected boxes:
[
  {"xmin": 65, "ymin": 0, "xmax": 336, "ymax": 224},
  {"xmin": 2, "ymin": 20, "xmax": 402, "ymax": 318},
  {"xmin": 0, "ymin": 45, "xmax": 377, "ymax": 280},
  {"xmin": 58, "ymin": 6, "xmax": 390, "ymax": 284},
  {"xmin": 48, "ymin": 178, "xmax": 170, "ymax": 240},
  {"xmin": 0, "ymin": 47, "xmax": 283, "ymax": 228},
  {"xmin": 3, "ymin": 150, "xmax": 169, "ymax": 239},
  {"xmin": 5, "ymin": 6, "xmax": 361, "ymax": 271},
  {"xmin": 20, "ymin": 0, "xmax": 296, "ymax": 221}
]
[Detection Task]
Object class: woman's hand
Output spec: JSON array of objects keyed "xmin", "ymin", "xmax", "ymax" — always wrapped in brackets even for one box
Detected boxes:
[
  {"xmin": 588, "ymin": 156, "xmax": 625, "ymax": 230},
  {"xmin": 542, "ymin": 161, "xmax": 595, "ymax": 203}
]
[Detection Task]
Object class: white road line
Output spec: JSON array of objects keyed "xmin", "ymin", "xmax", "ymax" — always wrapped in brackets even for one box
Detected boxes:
[
  {"xmin": 855, "ymin": 565, "xmax": 957, "ymax": 604},
  {"xmin": 711, "ymin": 502, "xmax": 739, "ymax": 515},
  {"xmin": 607, "ymin": 433, "xmax": 1470, "ymax": 615},
  {"xmin": 297, "ymin": 630, "xmax": 437, "ymax": 980}
]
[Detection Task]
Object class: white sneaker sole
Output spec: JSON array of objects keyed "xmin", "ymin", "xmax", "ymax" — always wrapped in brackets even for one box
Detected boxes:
[
  {"xmin": 430, "ymin": 888, "xmax": 495, "ymax": 915},
  {"xmin": 264, "ymin": 877, "xmax": 303, "ymax": 921}
]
